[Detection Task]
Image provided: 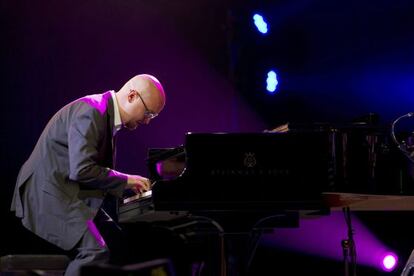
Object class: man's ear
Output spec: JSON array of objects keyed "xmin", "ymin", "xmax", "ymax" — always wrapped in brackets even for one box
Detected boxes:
[{"xmin": 127, "ymin": 90, "xmax": 137, "ymax": 103}]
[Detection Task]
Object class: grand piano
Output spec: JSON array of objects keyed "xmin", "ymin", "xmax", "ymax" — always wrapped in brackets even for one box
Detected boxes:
[
  {"xmin": 117, "ymin": 124, "xmax": 414, "ymax": 275},
  {"xmin": 120, "ymin": 123, "xmax": 414, "ymax": 217}
]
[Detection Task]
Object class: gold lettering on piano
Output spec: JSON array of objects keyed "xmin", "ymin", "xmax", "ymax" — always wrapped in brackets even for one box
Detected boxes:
[
  {"xmin": 210, "ymin": 168, "xmax": 290, "ymax": 176},
  {"xmin": 244, "ymin": 152, "xmax": 257, "ymax": 168}
]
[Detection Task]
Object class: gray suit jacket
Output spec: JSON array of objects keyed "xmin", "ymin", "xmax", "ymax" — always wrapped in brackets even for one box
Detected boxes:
[{"xmin": 11, "ymin": 91, "xmax": 127, "ymax": 250}]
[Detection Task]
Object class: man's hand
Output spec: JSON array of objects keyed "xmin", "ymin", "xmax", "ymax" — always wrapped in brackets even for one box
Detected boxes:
[{"xmin": 126, "ymin": 175, "xmax": 151, "ymax": 194}]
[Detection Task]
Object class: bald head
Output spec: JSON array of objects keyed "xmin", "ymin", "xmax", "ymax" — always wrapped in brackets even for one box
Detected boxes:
[{"xmin": 116, "ymin": 74, "xmax": 166, "ymax": 130}]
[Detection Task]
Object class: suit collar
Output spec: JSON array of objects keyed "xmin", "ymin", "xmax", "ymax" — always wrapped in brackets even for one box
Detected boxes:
[
  {"xmin": 103, "ymin": 91, "xmax": 115, "ymax": 136},
  {"xmin": 110, "ymin": 91, "xmax": 122, "ymax": 135}
]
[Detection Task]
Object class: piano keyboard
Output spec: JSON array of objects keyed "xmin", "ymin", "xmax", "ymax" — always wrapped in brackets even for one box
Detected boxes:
[{"xmin": 122, "ymin": 190, "xmax": 153, "ymax": 204}]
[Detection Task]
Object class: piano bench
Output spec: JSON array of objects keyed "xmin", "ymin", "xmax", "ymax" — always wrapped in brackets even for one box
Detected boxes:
[{"xmin": 0, "ymin": 254, "xmax": 70, "ymax": 276}]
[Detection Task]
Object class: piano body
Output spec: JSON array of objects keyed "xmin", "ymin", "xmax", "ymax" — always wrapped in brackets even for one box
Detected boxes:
[
  {"xmin": 150, "ymin": 131, "xmax": 334, "ymax": 212},
  {"xmin": 121, "ymin": 125, "xmax": 414, "ymax": 219},
  {"xmin": 117, "ymin": 125, "xmax": 414, "ymax": 275}
]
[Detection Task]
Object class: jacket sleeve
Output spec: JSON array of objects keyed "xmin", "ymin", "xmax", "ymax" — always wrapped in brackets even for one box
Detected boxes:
[{"xmin": 68, "ymin": 108, "xmax": 127, "ymax": 197}]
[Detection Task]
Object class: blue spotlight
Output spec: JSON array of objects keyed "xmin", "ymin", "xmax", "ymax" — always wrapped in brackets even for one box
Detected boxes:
[
  {"xmin": 266, "ymin": 70, "xmax": 279, "ymax": 93},
  {"xmin": 253, "ymin": 13, "xmax": 268, "ymax": 34}
]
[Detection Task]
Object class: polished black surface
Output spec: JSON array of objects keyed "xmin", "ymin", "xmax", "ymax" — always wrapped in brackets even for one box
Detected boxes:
[
  {"xmin": 148, "ymin": 131, "xmax": 334, "ymax": 212},
  {"xmin": 142, "ymin": 128, "xmax": 414, "ymax": 213}
]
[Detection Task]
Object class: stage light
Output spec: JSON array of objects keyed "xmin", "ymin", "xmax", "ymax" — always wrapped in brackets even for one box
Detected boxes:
[
  {"xmin": 266, "ymin": 70, "xmax": 278, "ymax": 93},
  {"xmin": 262, "ymin": 211, "xmax": 399, "ymax": 272},
  {"xmin": 253, "ymin": 13, "xmax": 268, "ymax": 34},
  {"xmin": 381, "ymin": 252, "xmax": 398, "ymax": 272}
]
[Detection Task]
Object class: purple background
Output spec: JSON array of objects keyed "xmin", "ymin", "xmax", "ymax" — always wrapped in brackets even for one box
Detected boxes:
[{"xmin": 2, "ymin": 1, "xmax": 414, "ymax": 275}]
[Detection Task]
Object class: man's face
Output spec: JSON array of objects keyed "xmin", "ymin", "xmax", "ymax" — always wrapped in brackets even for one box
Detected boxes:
[
  {"xmin": 123, "ymin": 90, "xmax": 158, "ymax": 130},
  {"xmin": 124, "ymin": 114, "xmax": 150, "ymax": 130}
]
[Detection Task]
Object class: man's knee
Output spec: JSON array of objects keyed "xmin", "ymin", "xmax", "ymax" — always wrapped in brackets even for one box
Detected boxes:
[{"xmin": 65, "ymin": 244, "xmax": 109, "ymax": 276}]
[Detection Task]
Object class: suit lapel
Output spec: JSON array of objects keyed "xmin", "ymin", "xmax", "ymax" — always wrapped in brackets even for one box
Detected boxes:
[{"xmin": 103, "ymin": 91, "xmax": 117, "ymax": 168}]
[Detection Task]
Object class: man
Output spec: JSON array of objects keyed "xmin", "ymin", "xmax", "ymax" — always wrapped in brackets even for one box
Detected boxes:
[{"xmin": 10, "ymin": 74, "xmax": 166, "ymax": 276}]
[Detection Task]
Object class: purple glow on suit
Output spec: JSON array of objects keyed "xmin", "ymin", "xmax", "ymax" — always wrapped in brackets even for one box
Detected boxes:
[
  {"xmin": 86, "ymin": 219, "xmax": 106, "ymax": 248},
  {"xmin": 79, "ymin": 93, "xmax": 111, "ymax": 115},
  {"xmin": 261, "ymin": 211, "xmax": 393, "ymax": 270}
]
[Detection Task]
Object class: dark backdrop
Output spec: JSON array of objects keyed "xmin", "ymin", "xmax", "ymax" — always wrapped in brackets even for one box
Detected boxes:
[{"xmin": 2, "ymin": 1, "xmax": 414, "ymax": 275}]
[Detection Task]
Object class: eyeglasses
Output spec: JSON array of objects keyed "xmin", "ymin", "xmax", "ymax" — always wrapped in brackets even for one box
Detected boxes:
[{"xmin": 131, "ymin": 89, "xmax": 158, "ymax": 119}]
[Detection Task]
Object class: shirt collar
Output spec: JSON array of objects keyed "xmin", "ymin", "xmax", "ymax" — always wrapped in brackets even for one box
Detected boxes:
[{"xmin": 110, "ymin": 90, "xmax": 122, "ymax": 135}]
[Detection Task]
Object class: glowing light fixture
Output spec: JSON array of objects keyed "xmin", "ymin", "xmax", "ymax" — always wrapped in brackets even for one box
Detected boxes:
[
  {"xmin": 266, "ymin": 70, "xmax": 279, "ymax": 93},
  {"xmin": 381, "ymin": 252, "xmax": 398, "ymax": 272},
  {"xmin": 253, "ymin": 13, "xmax": 268, "ymax": 34}
]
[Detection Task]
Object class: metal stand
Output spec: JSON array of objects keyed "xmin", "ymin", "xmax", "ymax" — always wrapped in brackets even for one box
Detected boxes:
[{"xmin": 342, "ymin": 207, "xmax": 357, "ymax": 276}]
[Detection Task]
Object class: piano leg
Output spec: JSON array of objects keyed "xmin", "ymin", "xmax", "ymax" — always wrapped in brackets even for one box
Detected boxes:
[{"xmin": 221, "ymin": 229, "xmax": 266, "ymax": 276}]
